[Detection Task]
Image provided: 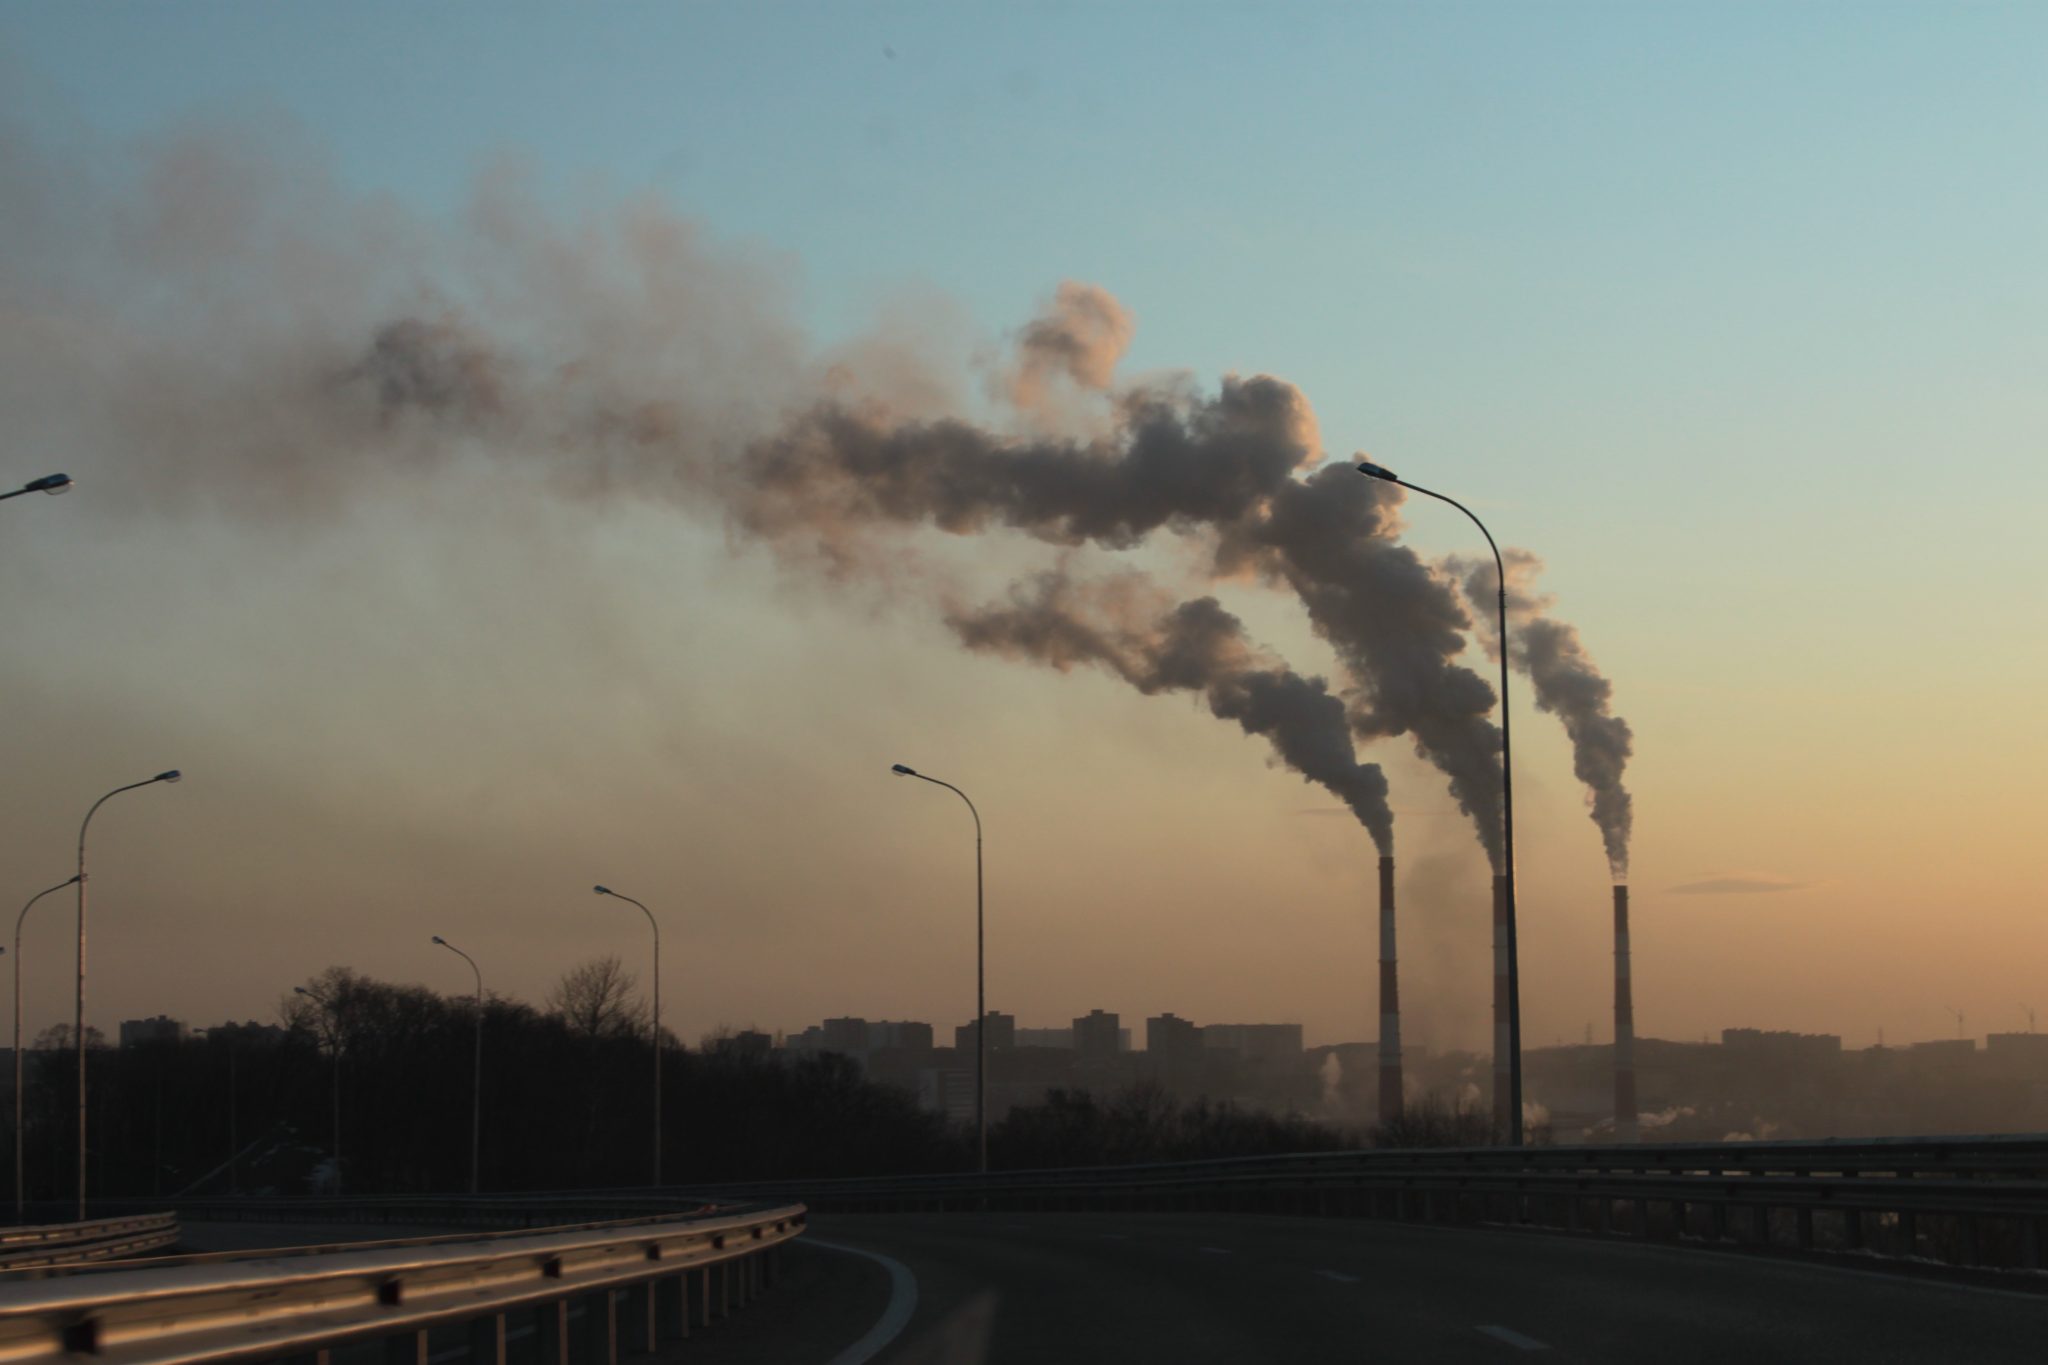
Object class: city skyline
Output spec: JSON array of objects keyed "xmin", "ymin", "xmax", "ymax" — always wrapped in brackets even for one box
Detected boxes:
[{"xmin": 3, "ymin": 6, "xmax": 2044, "ymax": 1060}]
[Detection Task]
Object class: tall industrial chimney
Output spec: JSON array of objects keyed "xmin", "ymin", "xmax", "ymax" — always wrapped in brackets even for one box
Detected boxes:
[
  {"xmin": 1492, "ymin": 873, "xmax": 1511, "ymax": 1134},
  {"xmin": 1378, "ymin": 855, "xmax": 1403, "ymax": 1123},
  {"xmin": 1613, "ymin": 883, "xmax": 1638, "ymax": 1142}
]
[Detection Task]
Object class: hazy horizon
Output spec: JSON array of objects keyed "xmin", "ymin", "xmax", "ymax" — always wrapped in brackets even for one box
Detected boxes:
[{"xmin": 3, "ymin": 4, "xmax": 2042, "ymax": 1059}]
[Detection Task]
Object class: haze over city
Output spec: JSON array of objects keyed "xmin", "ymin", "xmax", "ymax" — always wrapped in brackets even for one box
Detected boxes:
[{"xmin": 2, "ymin": 2, "xmax": 2042, "ymax": 1068}]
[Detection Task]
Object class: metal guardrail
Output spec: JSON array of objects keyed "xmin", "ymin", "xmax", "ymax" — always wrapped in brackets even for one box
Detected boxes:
[
  {"xmin": 0, "ymin": 1212, "xmax": 180, "ymax": 1270},
  {"xmin": 667, "ymin": 1133, "xmax": 2048, "ymax": 1277},
  {"xmin": 0, "ymin": 1201, "xmax": 805, "ymax": 1365}
]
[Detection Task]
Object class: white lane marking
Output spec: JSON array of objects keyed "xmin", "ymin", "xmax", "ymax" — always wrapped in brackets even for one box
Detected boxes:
[
  {"xmin": 809, "ymin": 1238, "xmax": 921, "ymax": 1365},
  {"xmin": 1476, "ymin": 1324, "xmax": 1550, "ymax": 1351},
  {"xmin": 1316, "ymin": 1269, "xmax": 1360, "ymax": 1283},
  {"xmin": 1199, "ymin": 1246, "xmax": 1233, "ymax": 1255}
]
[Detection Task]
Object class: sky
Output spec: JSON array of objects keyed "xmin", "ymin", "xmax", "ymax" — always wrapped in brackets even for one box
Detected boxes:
[{"xmin": 1, "ymin": 3, "xmax": 2043, "ymax": 1058}]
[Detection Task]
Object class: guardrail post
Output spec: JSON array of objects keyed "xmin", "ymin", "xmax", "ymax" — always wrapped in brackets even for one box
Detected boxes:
[
  {"xmin": 383, "ymin": 1329, "xmax": 427, "ymax": 1365},
  {"xmin": 1841, "ymin": 1209, "xmax": 1863, "ymax": 1252},
  {"xmin": 721, "ymin": 1258, "xmax": 732, "ymax": 1318},
  {"xmin": 698, "ymin": 1265, "xmax": 713, "ymax": 1329},
  {"xmin": 468, "ymin": 1312, "xmax": 508, "ymax": 1365},
  {"xmin": 1897, "ymin": 1209, "xmax": 1917, "ymax": 1257},
  {"xmin": 666, "ymin": 1273, "xmax": 690, "ymax": 1340},
  {"xmin": 1796, "ymin": 1204, "xmax": 1815, "ymax": 1251},
  {"xmin": 594, "ymin": 1289, "xmax": 621, "ymax": 1365},
  {"xmin": 538, "ymin": 1298, "xmax": 571, "ymax": 1365},
  {"xmin": 2023, "ymin": 1217, "xmax": 2044, "ymax": 1271}
]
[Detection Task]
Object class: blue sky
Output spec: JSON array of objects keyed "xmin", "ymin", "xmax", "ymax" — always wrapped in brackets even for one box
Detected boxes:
[{"xmin": 3, "ymin": 4, "xmax": 2044, "ymax": 1046}]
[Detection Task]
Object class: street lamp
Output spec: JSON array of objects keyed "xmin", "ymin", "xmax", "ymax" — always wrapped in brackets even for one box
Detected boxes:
[
  {"xmin": 293, "ymin": 985, "xmax": 343, "ymax": 1193},
  {"xmin": 431, "ymin": 936, "xmax": 484, "ymax": 1194},
  {"xmin": 1357, "ymin": 458, "xmax": 1526, "ymax": 1146},
  {"xmin": 890, "ymin": 763, "xmax": 988, "ymax": 1174},
  {"xmin": 0, "ymin": 473, "xmax": 73, "ymax": 502},
  {"xmin": 15, "ymin": 875, "xmax": 80, "ymax": 1221},
  {"xmin": 593, "ymin": 886, "xmax": 662, "ymax": 1186},
  {"xmin": 75, "ymin": 769, "xmax": 181, "ymax": 1217}
]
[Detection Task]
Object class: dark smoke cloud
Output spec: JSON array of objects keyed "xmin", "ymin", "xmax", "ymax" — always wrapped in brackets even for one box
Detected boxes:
[
  {"xmin": 947, "ymin": 571, "xmax": 1394, "ymax": 852},
  {"xmin": 346, "ymin": 317, "xmax": 506, "ymax": 423},
  {"xmin": 1229, "ymin": 470, "xmax": 1505, "ymax": 868},
  {"xmin": 735, "ymin": 369, "xmax": 1507, "ymax": 865},
  {"xmin": 5, "ymin": 113, "xmax": 1527, "ymax": 864},
  {"xmin": 1453, "ymin": 550, "xmax": 1633, "ymax": 878}
]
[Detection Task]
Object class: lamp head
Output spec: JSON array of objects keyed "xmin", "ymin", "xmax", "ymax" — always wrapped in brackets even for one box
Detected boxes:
[
  {"xmin": 432, "ymin": 935, "xmax": 446, "ymax": 945},
  {"xmin": 26, "ymin": 473, "xmax": 72, "ymax": 495},
  {"xmin": 154, "ymin": 770, "xmax": 182, "ymax": 784},
  {"xmin": 593, "ymin": 885, "xmax": 612, "ymax": 897},
  {"xmin": 891, "ymin": 763, "xmax": 917, "ymax": 776},
  {"xmin": 293, "ymin": 986, "xmax": 311, "ymax": 997},
  {"xmin": 1355, "ymin": 459, "xmax": 1400, "ymax": 483}
]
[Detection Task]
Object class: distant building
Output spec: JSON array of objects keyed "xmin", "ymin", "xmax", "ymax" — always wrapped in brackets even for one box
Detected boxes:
[
  {"xmin": 1073, "ymin": 1010, "xmax": 1121, "ymax": 1059},
  {"xmin": 1014, "ymin": 1026, "xmax": 1073, "ymax": 1048},
  {"xmin": 917, "ymin": 1068, "xmax": 976, "ymax": 1122},
  {"xmin": 119, "ymin": 1016, "xmax": 185, "ymax": 1047},
  {"xmin": 1203, "ymin": 1023, "xmax": 1304, "ymax": 1064},
  {"xmin": 821, "ymin": 1017, "xmax": 871, "ymax": 1053},
  {"xmin": 870, "ymin": 1020, "xmax": 934, "ymax": 1051},
  {"xmin": 953, "ymin": 1012, "xmax": 1016, "ymax": 1052},
  {"xmin": 1147, "ymin": 1013, "xmax": 1204, "ymax": 1061}
]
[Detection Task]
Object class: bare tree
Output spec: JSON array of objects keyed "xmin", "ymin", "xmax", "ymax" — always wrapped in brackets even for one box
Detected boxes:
[{"xmin": 547, "ymin": 956, "xmax": 643, "ymax": 1040}]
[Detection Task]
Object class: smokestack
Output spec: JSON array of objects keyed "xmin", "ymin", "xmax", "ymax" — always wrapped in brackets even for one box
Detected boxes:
[
  {"xmin": 1377, "ymin": 855, "xmax": 1403, "ymax": 1123},
  {"xmin": 1613, "ymin": 883, "xmax": 1638, "ymax": 1143},
  {"xmin": 1493, "ymin": 873, "xmax": 1511, "ymax": 1135}
]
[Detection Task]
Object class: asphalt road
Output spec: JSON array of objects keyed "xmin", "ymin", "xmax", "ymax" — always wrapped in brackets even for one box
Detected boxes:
[
  {"xmin": 792, "ymin": 1211, "xmax": 2048, "ymax": 1365},
  {"xmin": 170, "ymin": 1213, "xmax": 2048, "ymax": 1363}
]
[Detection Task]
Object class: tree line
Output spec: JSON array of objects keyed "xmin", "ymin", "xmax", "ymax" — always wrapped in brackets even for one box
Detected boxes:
[{"xmin": 5, "ymin": 961, "xmax": 1497, "ymax": 1208}]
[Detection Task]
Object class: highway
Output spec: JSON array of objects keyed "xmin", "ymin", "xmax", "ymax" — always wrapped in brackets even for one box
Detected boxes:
[
  {"xmin": 172, "ymin": 1211, "xmax": 2048, "ymax": 1362},
  {"xmin": 783, "ymin": 1211, "xmax": 2048, "ymax": 1364}
]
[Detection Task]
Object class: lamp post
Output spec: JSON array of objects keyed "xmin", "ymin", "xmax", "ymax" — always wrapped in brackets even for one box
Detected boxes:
[
  {"xmin": 75, "ymin": 769, "xmax": 180, "ymax": 1218},
  {"xmin": 1357, "ymin": 458, "xmax": 1526, "ymax": 1146},
  {"xmin": 16, "ymin": 875, "xmax": 80, "ymax": 1221},
  {"xmin": 293, "ymin": 985, "xmax": 342, "ymax": 1193},
  {"xmin": 431, "ymin": 936, "xmax": 484, "ymax": 1194},
  {"xmin": 0, "ymin": 473, "xmax": 73, "ymax": 502},
  {"xmin": 593, "ymin": 886, "xmax": 661, "ymax": 1186},
  {"xmin": 890, "ymin": 763, "xmax": 987, "ymax": 1174}
]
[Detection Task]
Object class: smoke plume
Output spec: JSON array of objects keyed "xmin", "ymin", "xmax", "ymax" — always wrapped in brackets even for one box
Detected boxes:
[
  {"xmin": 1453, "ymin": 551, "xmax": 1634, "ymax": 877},
  {"xmin": 6, "ymin": 114, "xmax": 1531, "ymax": 865},
  {"xmin": 947, "ymin": 571, "xmax": 1394, "ymax": 853}
]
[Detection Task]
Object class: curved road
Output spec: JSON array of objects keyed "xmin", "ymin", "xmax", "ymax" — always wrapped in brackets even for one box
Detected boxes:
[
  {"xmin": 177, "ymin": 1212, "xmax": 2047, "ymax": 1362},
  {"xmin": 782, "ymin": 1211, "xmax": 2046, "ymax": 1364}
]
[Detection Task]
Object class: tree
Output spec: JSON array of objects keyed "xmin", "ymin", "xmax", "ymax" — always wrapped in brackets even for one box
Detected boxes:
[
  {"xmin": 31, "ymin": 1023, "xmax": 107, "ymax": 1051},
  {"xmin": 547, "ymin": 956, "xmax": 643, "ymax": 1040}
]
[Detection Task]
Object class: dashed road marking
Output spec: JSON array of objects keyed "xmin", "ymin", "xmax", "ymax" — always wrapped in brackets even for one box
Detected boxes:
[
  {"xmin": 1095, "ymin": 1232, "xmax": 1129, "ymax": 1240},
  {"xmin": 1476, "ymin": 1324, "xmax": 1550, "ymax": 1351},
  {"xmin": 1199, "ymin": 1246, "xmax": 1233, "ymax": 1256},
  {"xmin": 1316, "ymin": 1270, "xmax": 1360, "ymax": 1283}
]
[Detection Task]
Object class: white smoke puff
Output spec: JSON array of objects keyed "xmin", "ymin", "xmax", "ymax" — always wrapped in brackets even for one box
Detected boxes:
[{"xmin": 1006, "ymin": 280, "xmax": 1135, "ymax": 424}]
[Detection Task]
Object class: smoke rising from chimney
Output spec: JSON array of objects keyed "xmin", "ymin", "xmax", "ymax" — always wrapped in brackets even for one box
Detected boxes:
[
  {"xmin": 8, "ymin": 115, "xmax": 1563, "ymax": 873},
  {"xmin": 947, "ymin": 571, "xmax": 1394, "ymax": 853},
  {"xmin": 1453, "ymin": 551, "xmax": 1634, "ymax": 878}
]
